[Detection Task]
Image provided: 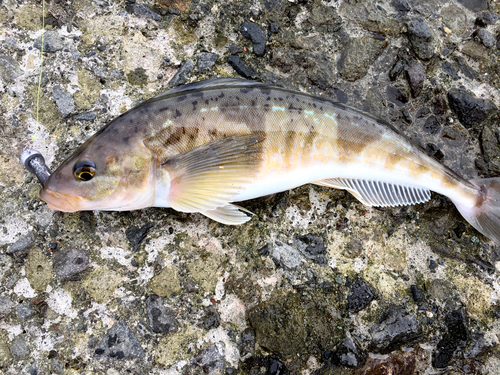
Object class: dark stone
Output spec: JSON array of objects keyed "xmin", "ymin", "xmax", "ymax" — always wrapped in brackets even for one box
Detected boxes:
[
  {"xmin": 270, "ymin": 22, "xmax": 279, "ymax": 34},
  {"xmin": 370, "ymin": 306, "xmax": 422, "ymax": 354},
  {"xmin": 332, "ymin": 337, "xmax": 366, "ymax": 368},
  {"xmin": 168, "ymin": 60, "xmax": 195, "ymax": 87},
  {"xmin": 129, "ymin": 3, "xmax": 161, "ymax": 20},
  {"xmin": 10, "ymin": 335, "xmax": 29, "ymax": 358},
  {"xmin": 239, "ymin": 328, "xmax": 255, "ymax": 359},
  {"xmin": 475, "ymin": 12, "xmax": 498, "ymax": 27},
  {"xmin": 34, "ymin": 31, "xmax": 64, "ymax": 52},
  {"xmin": 7, "ymin": 233, "xmax": 35, "ymax": 254},
  {"xmin": 480, "ymin": 123, "xmax": 500, "ymax": 174},
  {"xmin": 52, "ymin": 85, "xmax": 75, "ymax": 118},
  {"xmin": 338, "ymin": 36, "xmax": 388, "ymax": 81},
  {"xmin": 456, "ymin": 0, "xmax": 487, "ymax": 12},
  {"xmin": 247, "ymin": 293, "xmax": 306, "ymax": 355},
  {"xmin": 422, "ymin": 115, "xmax": 440, "ymax": 135},
  {"xmin": 73, "ymin": 112, "xmax": 97, "ymax": 121},
  {"xmin": 464, "ymin": 332, "xmax": 492, "ymax": 359},
  {"xmin": 94, "ymin": 321, "xmax": 145, "ymax": 359},
  {"xmin": 389, "ymin": 59, "xmax": 407, "ymax": 81},
  {"xmin": 271, "ymin": 241, "xmax": 303, "ymax": 269},
  {"xmin": 193, "ymin": 345, "xmax": 224, "ymax": 373},
  {"xmin": 476, "ymin": 29, "xmax": 494, "ymax": 48},
  {"xmin": 432, "ymin": 310, "xmax": 469, "ymax": 368},
  {"xmin": 202, "ymin": 307, "xmax": 220, "ymax": 330},
  {"xmin": 17, "ymin": 303, "xmax": 34, "ymax": 319},
  {"xmin": 0, "ymin": 55, "xmax": 23, "ymax": 83},
  {"xmin": 197, "ymin": 52, "xmax": 218, "ymax": 71},
  {"xmin": 447, "ymin": 88, "xmax": 497, "ymax": 128},
  {"xmin": 53, "ymin": 248, "xmax": 89, "ymax": 277},
  {"xmin": 268, "ymin": 358, "xmax": 286, "ymax": 375},
  {"xmin": 425, "ymin": 143, "xmax": 444, "ymax": 161},
  {"xmin": 125, "ymin": 223, "xmax": 153, "ymax": 251},
  {"xmin": 147, "ymin": 295, "xmax": 179, "ymax": 334},
  {"xmin": 386, "ymin": 86, "xmax": 408, "ymax": 106},
  {"xmin": 392, "ymin": 0, "xmax": 410, "ymax": 13},
  {"xmin": 407, "ymin": 18, "xmax": 434, "ymax": 60},
  {"xmin": 406, "ymin": 63, "xmax": 424, "ymax": 97},
  {"xmin": 293, "ymin": 234, "xmax": 327, "ymax": 264},
  {"xmin": 416, "ymin": 107, "xmax": 430, "ymax": 118},
  {"xmin": 240, "ymin": 22, "xmax": 266, "ymax": 56},
  {"xmin": 429, "ymin": 259, "xmax": 438, "ymax": 269},
  {"xmin": 227, "ymin": 55, "xmax": 255, "ymax": 78},
  {"xmin": 410, "ymin": 285, "xmax": 424, "ymax": 302},
  {"xmin": 441, "ymin": 61, "xmax": 459, "ymax": 80},
  {"xmin": 307, "ymin": 4, "xmax": 342, "ymax": 33},
  {"xmin": 0, "ymin": 297, "xmax": 13, "ymax": 315},
  {"xmin": 228, "ymin": 44, "xmax": 243, "ymax": 54},
  {"xmin": 347, "ymin": 278, "xmax": 377, "ymax": 312}
]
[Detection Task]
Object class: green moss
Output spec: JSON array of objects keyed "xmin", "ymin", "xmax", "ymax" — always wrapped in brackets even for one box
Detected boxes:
[{"xmin": 127, "ymin": 67, "xmax": 149, "ymax": 87}]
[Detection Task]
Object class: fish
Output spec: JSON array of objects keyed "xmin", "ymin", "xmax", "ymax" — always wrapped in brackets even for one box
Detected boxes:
[{"xmin": 40, "ymin": 78, "xmax": 500, "ymax": 244}]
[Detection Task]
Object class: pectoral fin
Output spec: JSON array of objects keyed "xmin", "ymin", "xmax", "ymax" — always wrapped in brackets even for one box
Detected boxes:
[
  {"xmin": 315, "ymin": 178, "xmax": 431, "ymax": 207},
  {"xmin": 162, "ymin": 134, "xmax": 264, "ymax": 213},
  {"xmin": 202, "ymin": 204, "xmax": 254, "ymax": 225}
]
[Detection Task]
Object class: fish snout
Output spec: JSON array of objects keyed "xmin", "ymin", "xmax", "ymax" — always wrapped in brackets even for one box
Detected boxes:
[{"xmin": 40, "ymin": 188, "xmax": 84, "ymax": 212}]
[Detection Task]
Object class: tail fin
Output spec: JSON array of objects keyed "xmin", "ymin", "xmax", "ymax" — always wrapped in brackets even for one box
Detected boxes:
[{"xmin": 453, "ymin": 178, "xmax": 500, "ymax": 245}]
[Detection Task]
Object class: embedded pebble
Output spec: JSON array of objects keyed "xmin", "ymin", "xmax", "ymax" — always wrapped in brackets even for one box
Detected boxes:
[
  {"xmin": 406, "ymin": 62, "xmax": 425, "ymax": 97},
  {"xmin": 227, "ymin": 55, "xmax": 255, "ymax": 78},
  {"xmin": 10, "ymin": 335, "xmax": 29, "ymax": 358},
  {"xmin": 193, "ymin": 345, "xmax": 225, "ymax": 373},
  {"xmin": 433, "ymin": 310, "xmax": 468, "ymax": 368},
  {"xmin": 17, "ymin": 304, "xmax": 34, "ymax": 319},
  {"xmin": 147, "ymin": 295, "xmax": 179, "ymax": 334},
  {"xmin": 347, "ymin": 278, "xmax": 377, "ymax": 312},
  {"xmin": 271, "ymin": 241, "xmax": 304, "ymax": 270},
  {"xmin": 332, "ymin": 337, "xmax": 366, "ymax": 368},
  {"xmin": 128, "ymin": 3, "xmax": 161, "ymax": 20},
  {"xmin": 126, "ymin": 223, "xmax": 153, "ymax": 252},
  {"xmin": 447, "ymin": 88, "xmax": 497, "ymax": 128},
  {"xmin": 168, "ymin": 60, "xmax": 195, "ymax": 87},
  {"xmin": 477, "ymin": 29, "xmax": 494, "ymax": 48},
  {"xmin": 7, "ymin": 233, "xmax": 35, "ymax": 254},
  {"xmin": 407, "ymin": 18, "xmax": 434, "ymax": 60},
  {"xmin": 34, "ymin": 31, "xmax": 64, "ymax": 52},
  {"xmin": 197, "ymin": 52, "xmax": 218, "ymax": 71},
  {"xmin": 52, "ymin": 85, "xmax": 75, "ymax": 118},
  {"xmin": 370, "ymin": 306, "xmax": 422, "ymax": 353},
  {"xmin": 73, "ymin": 112, "xmax": 97, "ymax": 121},
  {"xmin": 0, "ymin": 297, "xmax": 14, "ymax": 315},
  {"xmin": 53, "ymin": 248, "xmax": 90, "ymax": 277},
  {"xmin": 94, "ymin": 321, "xmax": 145, "ymax": 360},
  {"xmin": 293, "ymin": 234, "xmax": 327, "ymax": 264},
  {"xmin": 240, "ymin": 22, "xmax": 266, "ymax": 56}
]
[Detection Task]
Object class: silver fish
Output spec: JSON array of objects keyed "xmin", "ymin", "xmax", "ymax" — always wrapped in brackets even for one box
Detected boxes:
[{"xmin": 40, "ymin": 78, "xmax": 500, "ymax": 244}]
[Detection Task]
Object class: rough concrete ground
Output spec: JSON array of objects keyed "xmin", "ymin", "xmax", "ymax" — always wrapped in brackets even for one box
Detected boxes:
[{"xmin": 1, "ymin": 0, "xmax": 500, "ymax": 373}]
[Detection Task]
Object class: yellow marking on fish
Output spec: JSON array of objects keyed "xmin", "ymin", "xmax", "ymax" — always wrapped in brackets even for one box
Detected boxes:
[{"xmin": 272, "ymin": 106, "xmax": 285, "ymax": 112}]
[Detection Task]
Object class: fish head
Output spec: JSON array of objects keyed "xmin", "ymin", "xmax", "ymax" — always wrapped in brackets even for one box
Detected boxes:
[{"xmin": 40, "ymin": 136, "xmax": 156, "ymax": 212}]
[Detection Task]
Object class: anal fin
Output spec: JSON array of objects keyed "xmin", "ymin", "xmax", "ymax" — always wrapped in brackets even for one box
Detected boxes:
[
  {"xmin": 315, "ymin": 178, "xmax": 431, "ymax": 207},
  {"xmin": 202, "ymin": 204, "xmax": 254, "ymax": 225}
]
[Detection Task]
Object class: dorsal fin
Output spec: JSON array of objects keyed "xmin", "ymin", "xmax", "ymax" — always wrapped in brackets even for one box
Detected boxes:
[
  {"xmin": 315, "ymin": 178, "xmax": 431, "ymax": 207},
  {"xmin": 151, "ymin": 78, "xmax": 269, "ymax": 101}
]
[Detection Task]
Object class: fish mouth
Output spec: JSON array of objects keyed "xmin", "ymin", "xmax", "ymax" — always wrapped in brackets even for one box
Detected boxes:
[{"xmin": 40, "ymin": 188, "xmax": 84, "ymax": 212}]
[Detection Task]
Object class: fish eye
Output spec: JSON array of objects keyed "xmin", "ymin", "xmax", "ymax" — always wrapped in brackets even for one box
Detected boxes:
[{"xmin": 73, "ymin": 160, "xmax": 96, "ymax": 181}]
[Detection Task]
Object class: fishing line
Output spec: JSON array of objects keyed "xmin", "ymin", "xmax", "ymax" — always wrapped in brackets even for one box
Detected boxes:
[{"xmin": 33, "ymin": 0, "xmax": 46, "ymax": 142}]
